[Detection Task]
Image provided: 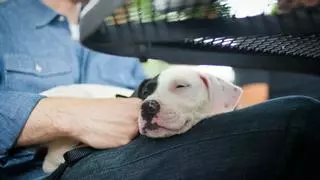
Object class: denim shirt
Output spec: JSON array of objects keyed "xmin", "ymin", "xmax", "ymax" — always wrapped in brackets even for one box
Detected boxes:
[{"xmin": 0, "ymin": 0, "xmax": 146, "ymax": 179}]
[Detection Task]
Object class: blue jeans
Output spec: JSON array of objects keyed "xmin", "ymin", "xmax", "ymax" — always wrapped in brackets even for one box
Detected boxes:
[
  {"xmin": 55, "ymin": 96, "xmax": 320, "ymax": 180},
  {"xmin": 58, "ymin": 96, "xmax": 320, "ymax": 180}
]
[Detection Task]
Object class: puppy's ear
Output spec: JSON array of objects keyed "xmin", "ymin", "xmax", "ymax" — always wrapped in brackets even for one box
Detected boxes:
[
  {"xmin": 199, "ymin": 73, "xmax": 243, "ymax": 113},
  {"xmin": 131, "ymin": 75, "xmax": 159, "ymax": 99},
  {"xmin": 131, "ymin": 79, "xmax": 151, "ymax": 99}
]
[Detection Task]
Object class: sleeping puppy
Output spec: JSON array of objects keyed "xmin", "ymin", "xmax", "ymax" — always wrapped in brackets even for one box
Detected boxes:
[
  {"xmin": 41, "ymin": 66, "xmax": 242, "ymax": 173},
  {"xmin": 134, "ymin": 66, "xmax": 243, "ymax": 138}
]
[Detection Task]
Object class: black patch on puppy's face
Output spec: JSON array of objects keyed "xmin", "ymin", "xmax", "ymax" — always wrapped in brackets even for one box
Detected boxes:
[
  {"xmin": 130, "ymin": 75, "xmax": 160, "ymax": 134},
  {"xmin": 131, "ymin": 75, "xmax": 159, "ymax": 100}
]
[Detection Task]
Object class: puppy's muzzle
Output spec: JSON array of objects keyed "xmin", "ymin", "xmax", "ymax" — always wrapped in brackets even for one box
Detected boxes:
[{"xmin": 141, "ymin": 100, "xmax": 160, "ymax": 121}]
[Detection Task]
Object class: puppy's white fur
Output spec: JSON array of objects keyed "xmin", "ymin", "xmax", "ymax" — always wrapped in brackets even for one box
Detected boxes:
[
  {"xmin": 139, "ymin": 66, "xmax": 243, "ymax": 138},
  {"xmin": 40, "ymin": 66, "xmax": 242, "ymax": 174}
]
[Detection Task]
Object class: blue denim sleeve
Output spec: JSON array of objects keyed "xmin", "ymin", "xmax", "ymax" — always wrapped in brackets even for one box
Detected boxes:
[{"xmin": 0, "ymin": 91, "xmax": 44, "ymax": 166}]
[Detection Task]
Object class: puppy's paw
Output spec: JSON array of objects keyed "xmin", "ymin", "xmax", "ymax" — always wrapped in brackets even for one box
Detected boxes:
[
  {"xmin": 43, "ymin": 138, "xmax": 79, "ymax": 173},
  {"xmin": 42, "ymin": 158, "xmax": 63, "ymax": 174}
]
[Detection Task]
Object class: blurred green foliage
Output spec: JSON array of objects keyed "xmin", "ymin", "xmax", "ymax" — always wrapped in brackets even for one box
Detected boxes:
[
  {"xmin": 270, "ymin": 4, "xmax": 279, "ymax": 15},
  {"xmin": 106, "ymin": 0, "xmax": 231, "ymax": 24}
]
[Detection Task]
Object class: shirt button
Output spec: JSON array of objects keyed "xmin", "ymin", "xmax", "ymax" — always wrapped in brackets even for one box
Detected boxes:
[
  {"xmin": 58, "ymin": 16, "xmax": 65, "ymax": 22},
  {"xmin": 35, "ymin": 64, "xmax": 42, "ymax": 73}
]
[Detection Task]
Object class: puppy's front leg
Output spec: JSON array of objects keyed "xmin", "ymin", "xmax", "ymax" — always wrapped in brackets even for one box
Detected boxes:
[{"xmin": 43, "ymin": 138, "xmax": 79, "ymax": 173}]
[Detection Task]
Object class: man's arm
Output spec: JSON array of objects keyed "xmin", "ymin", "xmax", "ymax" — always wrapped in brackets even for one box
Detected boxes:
[
  {"xmin": 0, "ymin": 92, "xmax": 75, "ymax": 153},
  {"xmin": 0, "ymin": 91, "xmax": 141, "ymax": 167},
  {"xmin": 17, "ymin": 96, "xmax": 142, "ymax": 149},
  {"xmin": 0, "ymin": 91, "xmax": 45, "ymax": 165},
  {"xmin": 16, "ymin": 97, "xmax": 73, "ymax": 147}
]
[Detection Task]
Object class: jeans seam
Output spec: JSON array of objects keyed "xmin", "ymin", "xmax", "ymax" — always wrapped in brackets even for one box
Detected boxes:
[
  {"xmin": 274, "ymin": 104, "xmax": 299, "ymax": 180},
  {"xmin": 277, "ymin": 102, "xmax": 315, "ymax": 180}
]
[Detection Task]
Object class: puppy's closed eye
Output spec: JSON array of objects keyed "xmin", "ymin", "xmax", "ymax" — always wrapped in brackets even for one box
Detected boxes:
[
  {"xmin": 176, "ymin": 84, "xmax": 190, "ymax": 89},
  {"xmin": 172, "ymin": 79, "xmax": 191, "ymax": 90}
]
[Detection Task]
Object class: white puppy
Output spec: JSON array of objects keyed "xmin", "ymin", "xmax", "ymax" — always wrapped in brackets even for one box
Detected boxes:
[
  {"xmin": 40, "ymin": 66, "xmax": 242, "ymax": 174},
  {"xmin": 137, "ymin": 66, "xmax": 243, "ymax": 137}
]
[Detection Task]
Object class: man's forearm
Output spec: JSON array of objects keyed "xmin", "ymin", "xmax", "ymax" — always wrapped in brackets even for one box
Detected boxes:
[
  {"xmin": 16, "ymin": 97, "xmax": 74, "ymax": 147},
  {"xmin": 15, "ymin": 96, "xmax": 142, "ymax": 150}
]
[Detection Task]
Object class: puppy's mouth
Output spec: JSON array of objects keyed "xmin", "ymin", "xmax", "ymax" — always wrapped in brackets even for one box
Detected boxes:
[
  {"xmin": 141, "ymin": 119, "xmax": 190, "ymax": 135},
  {"xmin": 145, "ymin": 122, "xmax": 181, "ymax": 131}
]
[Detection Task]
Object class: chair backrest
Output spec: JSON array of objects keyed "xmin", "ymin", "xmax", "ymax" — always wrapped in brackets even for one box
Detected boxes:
[{"xmin": 79, "ymin": 0, "xmax": 320, "ymax": 76}]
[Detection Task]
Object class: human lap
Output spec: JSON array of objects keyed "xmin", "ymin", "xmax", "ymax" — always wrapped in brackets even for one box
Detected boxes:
[{"xmin": 59, "ymin": 96, "xmax": 320, "ymax": 180}]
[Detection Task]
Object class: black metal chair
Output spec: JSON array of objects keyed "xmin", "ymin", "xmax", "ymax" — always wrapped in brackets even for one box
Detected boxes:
[{"xmin": 79, "ymin": 0, "xmax": 320, "ymax": 75}]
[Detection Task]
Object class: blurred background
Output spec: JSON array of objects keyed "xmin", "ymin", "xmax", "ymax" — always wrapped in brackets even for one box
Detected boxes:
[
  {"xmin": 140, "ymin": 0, "xmax": 320, "ymax": 108},
  {"xmin": 142, "ymin": 0, "xmax": 278, "ymax": 80}
]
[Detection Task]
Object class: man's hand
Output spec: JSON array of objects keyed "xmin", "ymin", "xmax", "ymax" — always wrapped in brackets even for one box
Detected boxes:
[
  {"xmin": 67, "ymin": 98, "xmax": 141, "ymax": 149},
  {"xmin": 17, "ymin": 97, "xmax": 141, "ymax": 149}
]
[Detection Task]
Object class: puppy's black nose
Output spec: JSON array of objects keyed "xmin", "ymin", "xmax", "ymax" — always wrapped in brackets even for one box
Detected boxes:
[{"xmin": 141, "ymin": 100, "xmax": 160, "ymax": 121}]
